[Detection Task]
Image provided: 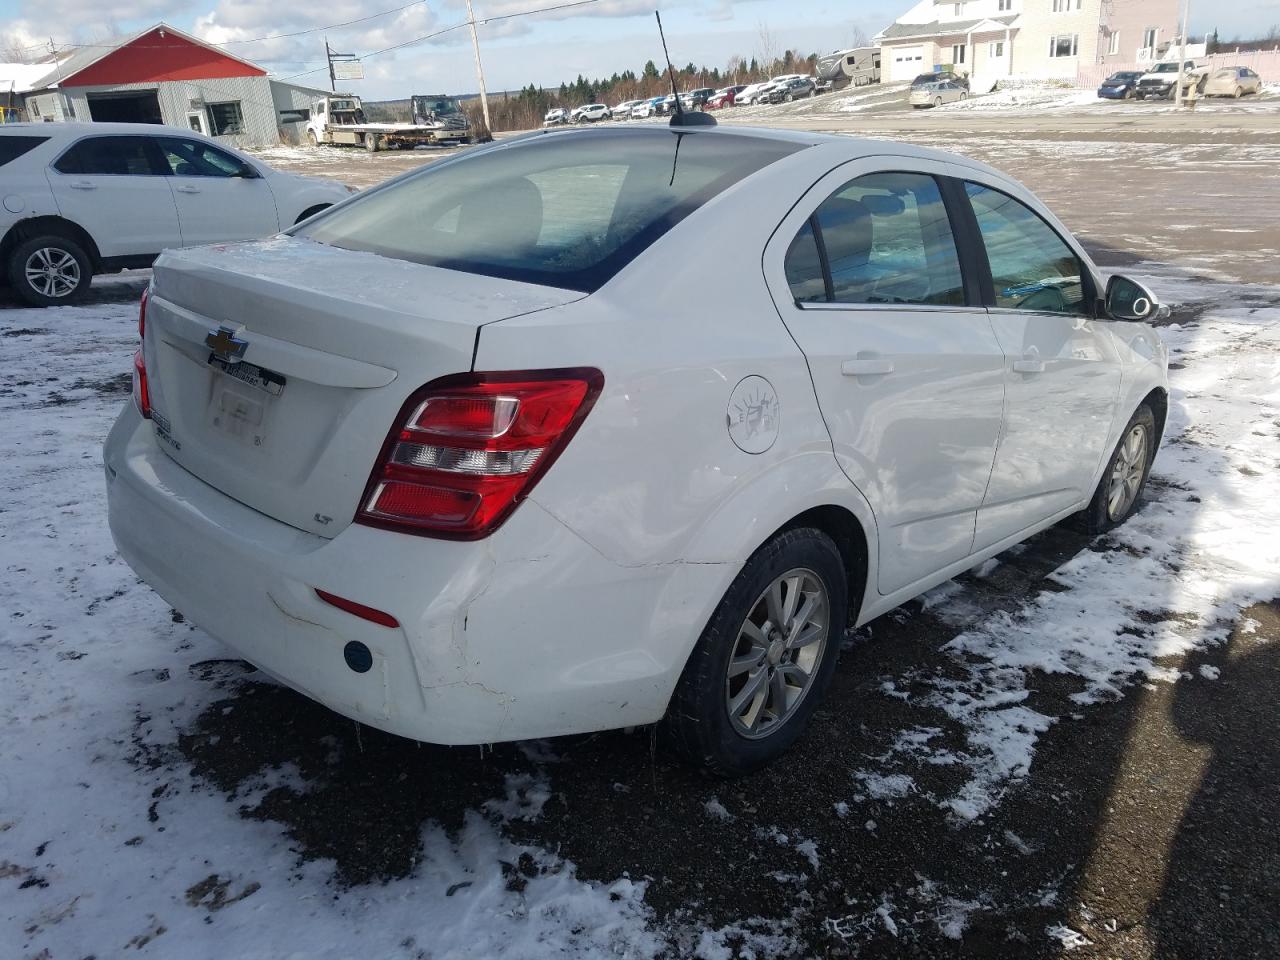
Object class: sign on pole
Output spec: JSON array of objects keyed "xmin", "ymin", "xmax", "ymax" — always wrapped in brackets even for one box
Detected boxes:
[{"xmin": 332, "ymin": 60, "xmax": 365, "ymax": 81}]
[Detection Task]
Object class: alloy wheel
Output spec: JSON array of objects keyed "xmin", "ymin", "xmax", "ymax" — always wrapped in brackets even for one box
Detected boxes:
[
  {"xmin": 724, "ymin": 568, "xmax": 829, "ymax": 740},
  {"xmin": 1107, "ymin": 424, "xmax": 1148, "ymax": 520},
  {"xmin": 24, "ymin": 246, "xmax": 80, "ymax": 299}
]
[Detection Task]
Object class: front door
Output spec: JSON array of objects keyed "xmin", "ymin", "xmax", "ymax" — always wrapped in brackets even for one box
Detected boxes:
[
  {"xmin": 960, "ymin": 179, "xmax": 1124, "ymax": 550},
  {"xmin": 764, "ymin": 159, "xmax": 1006, "ymax": 596},
  {"xmin": 154, "ymin": 136, "xmax": 280, "ymax": 245},
  {"xmin": 45, "ymin": 134, "xmax": 180, "ymax": 258}
]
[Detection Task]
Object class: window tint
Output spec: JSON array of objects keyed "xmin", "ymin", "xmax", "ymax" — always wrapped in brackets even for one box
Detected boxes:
[
  {"xmin": 786, "ymin": 172, "xmax": 964, "ymax": 306},
  {"xmin": 0, "ymin": 135, "xmax": 48, "ymax": 167},
  {"xmin": 53, "ymin": 137, "xmax": 163, "ymax": 176},
  {"xmin": 295, "ymin": 129, "xmax": 803, "ymax": 292},
  {"xmin": 784, "ymin": 220, "xmax": 826, "ymax": 303},
  {"xmin": 157, "ymin": 137, "xmax": 245, "ymax": 176},
  {"xmin": 965, "ymin": 182, "xmax": 1088, "ymax": 315}
]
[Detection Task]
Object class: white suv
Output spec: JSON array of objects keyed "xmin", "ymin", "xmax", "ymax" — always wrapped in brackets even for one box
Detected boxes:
[
  {"xmin": 0, "ymin": 122, "xmax": 354, "ymax": 307},
  {"xmin": 571, "ymin": 104, "xmax": 612, "ymax": 123},
  {"xmin": 105, "ymin": 126, "xmax": 1169, "ymax": 775}
]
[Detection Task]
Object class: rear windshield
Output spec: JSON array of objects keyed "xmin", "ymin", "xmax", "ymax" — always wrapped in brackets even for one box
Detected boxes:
[
  {"xmin": 0, "ymin": 135, "xmax": 49, "ymax": 167},
  {"xmin": 293, "ymin": 128, "xmax": 803, "ymax": 292}
]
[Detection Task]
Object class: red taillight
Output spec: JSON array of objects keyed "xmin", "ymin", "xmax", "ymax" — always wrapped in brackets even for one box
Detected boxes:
[
  {"xmin": 132, "ymin": 288, "xmax": 151, "ymax": 418},
  {"xmin": 356, "ymin": 369, "xmax": 604, "ymax": 539}
]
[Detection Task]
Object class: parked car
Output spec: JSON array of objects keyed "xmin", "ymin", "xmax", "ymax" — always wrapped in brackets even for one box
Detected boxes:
[
  {"xmin": 735, "ymin": 82, "xmax": 776, "ymax": 106},
  {"xmin": 106, "ymin": 125, "xmax": 1169, "ymax": 775},
  {"xmin": 909, "ymin": 79, "xmax": 969, "ymax": 108},
  {"xmin": 1202, "ymin": 66, "xmax": 1263, "ymax": 98},
  {"xmin": 681, "ymin": 87, "xmax": 715, "ymax": 109},
  {"xmin": 1135, "ymin": 60, "xmax": 1205, "ymax": 100},
  {"xmin": 543, "ymin": 107, "xmax": 569, "ymax": 126},
  {"xmin": 0, "ymin": 122, "xmax": 354, "ymax": 307},
  {"xmin": 1097, "ymin": 71, "xmax": 1144, "ymax": 99},
  {"xmin": 911, "ymin": 70, "xmax": 969, "ymax": 91},
  {"xmin": 767, "ymin": 78, "xmax": 817, "ymax": 103},
  {"xmin": 571, "ymin": 103, "xmax": 612, "ymax": 123},
  {"xmin": 707, "ymin": 85, "xmax": 747, "ymax": 109},
  {"xmin": 631, "ymin": 98, "xmax": 663, "ymax": 119},
  {"xmin": 612, "ymin": 99, "xmax": 640, "ymax": 118}
]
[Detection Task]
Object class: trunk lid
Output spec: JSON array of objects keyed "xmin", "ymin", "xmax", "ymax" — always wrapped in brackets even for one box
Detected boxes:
[{"xmin": 143, "ymin": 237, "xmax": 583, "ymax": 538}]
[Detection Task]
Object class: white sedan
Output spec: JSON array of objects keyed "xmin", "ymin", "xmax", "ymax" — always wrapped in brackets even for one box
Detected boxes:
[
  {"xmin": 0, "ymin": 122, "xmax": 354, "ymax": 307},
  {"xmin": 105, "ymin": 123, "xmax": 1169, "ymax": 775}
]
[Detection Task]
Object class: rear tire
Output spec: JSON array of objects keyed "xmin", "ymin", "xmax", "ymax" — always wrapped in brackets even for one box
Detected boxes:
[
  {"xmin": 365, "ymin": 134, "xmax": 380, "ymax": 153},
  {"xmin": 1078, "ymin": 404, "xmax": 1156, "ymax": 535},
  {"xmin": 934, "ymin": 96, "xmax": 943, "ymax": 108},
  {"xmin": 8, "ymin": 234, "xmax": 92, "ymax": 308},
  {"xmin": 1233, "ymin": 86, "xmax": 1243, "ymax": 98},
  {"xmin": 663, "ymin": 527, "xmax": 848, "ymax": 776}
]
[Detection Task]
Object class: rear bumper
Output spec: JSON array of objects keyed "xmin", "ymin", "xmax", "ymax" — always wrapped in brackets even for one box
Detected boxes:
[{"xmin": 104, "ymin": 406, "xmax": 728, "ymax": 744}]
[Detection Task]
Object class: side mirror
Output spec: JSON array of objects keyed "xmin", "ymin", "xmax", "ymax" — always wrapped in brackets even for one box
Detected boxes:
[
  {"xmin": 235, "ymin": 162, "xmax": 261, "ymax": 179},
  {"xmin": 1105, "ymin": 274, "xmax": 1169, "ymax": 322}
]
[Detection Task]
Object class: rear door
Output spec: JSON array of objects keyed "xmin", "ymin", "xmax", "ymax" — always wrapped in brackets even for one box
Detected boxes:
[
  {"xmin": 959, "ymin": 178, "xmax": 1123, "ymax": 551},
  {"xmin": 45, "ymin": 135, "xmax": 180, "ymax": 258},
  {"xmin": 154, "ymin": 136, "xmax": 281, "ymax": 245},
  {"xmin": 763, "ymin": 157, "xmax": 1006, "ymax": 596}
]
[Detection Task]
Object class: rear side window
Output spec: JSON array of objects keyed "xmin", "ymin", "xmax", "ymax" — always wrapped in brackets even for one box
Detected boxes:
[
  {"xmin": 294, "ymin": 129, "xmax": 803, "ymax": 292},
  {"xmin": 0, "ymin": 135, "xmax": 48, "ymax": 167},
  {"xmin": 53, "ymin": 137, "xmax": 165, "ymax": 176},
  {"xmin": 784, "ymin": 172, "xmax": 965, "ymax": 307},
  {"xmin": 964, "ymin": 182, "xmax": 1089, "ymax": 315}
]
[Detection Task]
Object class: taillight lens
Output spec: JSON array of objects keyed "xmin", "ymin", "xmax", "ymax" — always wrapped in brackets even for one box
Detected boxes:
[
  {"xmin": 356, "ymin": 369, "xmax": 603, "ymax": 539},
  {"xmin": 132, "ymin": 288, "xmax": 151, "ymax": 418}
]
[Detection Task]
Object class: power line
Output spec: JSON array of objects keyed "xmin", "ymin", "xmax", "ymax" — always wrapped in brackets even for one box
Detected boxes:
[{"xmin": 279, "ymin": 0, "xmax": 602, "ymax": 82}]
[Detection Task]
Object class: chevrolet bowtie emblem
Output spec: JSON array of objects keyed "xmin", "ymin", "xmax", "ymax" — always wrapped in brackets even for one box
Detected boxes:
[{"xmin": 206, "ymin": 326, "xmax": 248, "ymax": 363}]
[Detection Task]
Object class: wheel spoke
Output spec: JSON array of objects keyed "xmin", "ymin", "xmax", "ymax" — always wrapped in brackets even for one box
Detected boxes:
[
  {"xmin": 780, "ymin": 575, "xmax": 802, "ymax": 627},
  {"xmin": 728, "ymin": 668, "xmax": 768, "ymax": 717},
  {"xmin": 765, "ymin": 579, "xmax": 785, "ymax": 627},
  {"xmin": 788, "ymin": 622, "xmax": 824, "ymax": 650},
  {"xmin": 740, "ymin": 619, "xmax": 768, "ymax": 647},
  {"xmin": 727, "ymin": 651, "xmax": 761, "ymax": 678}
]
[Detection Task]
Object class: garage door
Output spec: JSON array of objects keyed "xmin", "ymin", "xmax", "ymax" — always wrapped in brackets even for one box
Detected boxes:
[{"xmin": 890, "ymin": 45, "xmax": 925, "ymax": 81}]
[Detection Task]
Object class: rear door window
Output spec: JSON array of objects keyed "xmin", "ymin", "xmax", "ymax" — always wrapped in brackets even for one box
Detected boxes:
[
  {"xmin": 294, "ymin": 129, "xmax": 803, "ymax": 292},
  {"xmin": 53, "ymin": 136, "xmax": 166, "ymax": 176},
  {"xmin": 783, "ymin": 171, "xmax": 965, "ymax": 306},
  {"xmin": 0, "ymin": 135, "xmax": 48, "ymax": 167}
]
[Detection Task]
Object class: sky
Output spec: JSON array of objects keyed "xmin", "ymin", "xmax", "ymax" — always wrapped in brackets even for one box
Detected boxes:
[{"xmin": 0, "ymin": 0, "xmax": 1275, "ymax": 99}]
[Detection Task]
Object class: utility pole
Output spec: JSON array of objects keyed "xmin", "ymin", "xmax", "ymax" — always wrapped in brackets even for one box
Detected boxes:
[
  {"xmin": 325, "ymin": 37, "xmax": 336, "ymax": 92},
  {"xmin": 1174, "ymin": 0, "xmax": 1191, "ymax": 106},
  {"xmin": 464, "ymin": 0, "xmax": 492, "ymax": 132}
]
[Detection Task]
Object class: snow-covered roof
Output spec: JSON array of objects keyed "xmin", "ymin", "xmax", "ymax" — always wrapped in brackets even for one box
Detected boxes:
[
  {"xmin": 0, "ymin": 62, "xmax": 55, "ymax": 94},
  {"xmin": 878, "ymin": 14, "xmax": 1018, "ymax": 42}
]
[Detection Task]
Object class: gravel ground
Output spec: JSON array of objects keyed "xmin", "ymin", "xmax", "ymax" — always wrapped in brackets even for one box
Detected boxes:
[{"xmin": 2, "ymin": 94, "xmax": 1277, "ymax": 958}]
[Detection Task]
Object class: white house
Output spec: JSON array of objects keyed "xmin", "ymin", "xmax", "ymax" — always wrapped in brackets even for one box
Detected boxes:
[{"xmin": 877, "ymin": 0, "xmax": 1182, "ymax": 89}]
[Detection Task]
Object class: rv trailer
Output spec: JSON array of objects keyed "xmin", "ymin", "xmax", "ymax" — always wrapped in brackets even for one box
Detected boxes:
[{"xmin": 816, "ymin": 47, "xmax": 882, "ymax": 91}]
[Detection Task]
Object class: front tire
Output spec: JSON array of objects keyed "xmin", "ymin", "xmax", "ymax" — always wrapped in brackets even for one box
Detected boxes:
[
  {"xmin": 1079, "ymin": 404, "xmax": 1157, "ymax": 534},
  {"xmin": 663, "ymin": 527, "xmax": 848, "ymax": 776},
  {"xmin": 8, "ymin": 234, "xmax": 92, "ymax": 307},
  {"xmin": 934, "ymin": 96, "xmax": 943, "ymax": 108}
]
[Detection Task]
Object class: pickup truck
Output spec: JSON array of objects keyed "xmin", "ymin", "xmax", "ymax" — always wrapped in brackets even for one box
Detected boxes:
[
  {"xmin": 1135, "ymin": 60, "xmax": 1209, "ymax": 100},
  {"xmin": 305, "ymin": 95, "xmax": 472, "ymax": 152}
]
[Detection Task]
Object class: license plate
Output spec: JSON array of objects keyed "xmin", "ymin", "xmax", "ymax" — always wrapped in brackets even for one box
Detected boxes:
[{"xmin": 208, "ymin": 355, "xmax": 285, "ymax": 397}]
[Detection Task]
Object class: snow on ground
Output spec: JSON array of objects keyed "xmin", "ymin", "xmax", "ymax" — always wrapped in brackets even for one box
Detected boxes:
[
  {"xmin": 1, "ymin": 265, "xmax": 1277, "ymax": 955},
  {"xmin": 0, "ymin": 300, "xmax": 661, "ymax": 958},
  {"xmin": 856, "ymin": 269, "xmax": 1280, "ymax": 822}
]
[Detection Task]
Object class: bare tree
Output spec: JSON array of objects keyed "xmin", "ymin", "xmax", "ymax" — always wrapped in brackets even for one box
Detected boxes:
[
  {"xmin": 755, "ymin": 21, "xmax": 779, "ymax": 75},
  {"xmin": 850, "ymin": 25, "xmax": 870, "ymax": 50}
]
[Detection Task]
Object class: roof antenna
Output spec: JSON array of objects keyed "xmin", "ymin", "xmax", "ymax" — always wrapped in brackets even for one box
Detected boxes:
[{"xmin": 655, "ymin": 10, "xmax": 715, "ymax": 128}]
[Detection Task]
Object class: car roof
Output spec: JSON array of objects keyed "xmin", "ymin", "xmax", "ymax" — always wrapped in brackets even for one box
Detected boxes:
[
  {"xmin": 0, "ymin": 121, "xmax": 216, "ymax": 138},
  {"xmin": 512, "ymin": 124, "xmax": 1007, "ymax": 178}
]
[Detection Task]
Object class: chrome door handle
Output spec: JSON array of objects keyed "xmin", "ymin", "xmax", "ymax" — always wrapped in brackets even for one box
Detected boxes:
[
  {"xmin": 175, "ymin": 184, "xmax": 200, "ymax": 194},
  {"xmin": 841, "ymin": 357, "xmax": 895, "ymax": 377},
  {"xmin": 1012, "ymin": 358, "xmax": 1046, "ymax": 374},
  {"xmin": 69, "ymin": 181, "xmax": 96, "ymax": 190}
]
